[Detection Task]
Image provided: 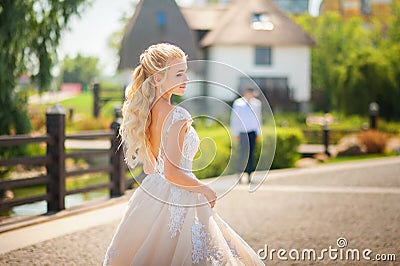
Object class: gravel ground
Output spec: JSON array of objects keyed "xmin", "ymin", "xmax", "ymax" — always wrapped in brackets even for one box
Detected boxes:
[{"xmin": 1, "ymin": 158, "xmax": 399, "ymax": 266}]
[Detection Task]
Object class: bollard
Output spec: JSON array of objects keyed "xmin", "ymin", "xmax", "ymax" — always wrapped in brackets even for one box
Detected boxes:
[
  {"xmin": 369, "ymin": 102, "xmax": 379, "ymax": 130},
  {"xmin": 322, "ymin": 115, "xmax": 330, "ymax": 157}
]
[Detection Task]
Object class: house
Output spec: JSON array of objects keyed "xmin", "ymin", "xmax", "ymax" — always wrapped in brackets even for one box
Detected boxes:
[
  {"xmin": 118, "ymin": 0, "xmax": 198, "ymax": 70},
  {"xmin": 119, "ymin": 0, "xmax": 315, "ymax": 113},
  {"xmin": 320, "ymin": 0, "xmax": 392, "ymax": 19}
]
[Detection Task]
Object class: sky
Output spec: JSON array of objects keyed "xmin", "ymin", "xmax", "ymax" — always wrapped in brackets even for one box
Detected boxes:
[
  {"xmin": 58, "ymin": 0, "xmax": 322, "ymax": 76},
  {"xmin": 57, "ymin": 0, "xmax": 136, "ymax": 75}
]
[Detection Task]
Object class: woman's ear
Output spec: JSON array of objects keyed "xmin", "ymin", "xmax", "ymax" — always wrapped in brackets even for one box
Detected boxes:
[{"xmin": 153, "ymin": 74, "xmax": 162, "ymax": 84}]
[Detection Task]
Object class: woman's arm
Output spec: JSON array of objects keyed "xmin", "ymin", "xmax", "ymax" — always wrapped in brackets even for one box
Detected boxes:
[{"xmin": 163, "ymin": 119, "xmax": 217, "ymax": 207}]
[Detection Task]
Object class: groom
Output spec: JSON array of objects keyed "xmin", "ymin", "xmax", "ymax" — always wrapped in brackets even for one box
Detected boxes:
[{"xmin": 230, "ymin": 87, "xmax": 262, "ymax": 184}]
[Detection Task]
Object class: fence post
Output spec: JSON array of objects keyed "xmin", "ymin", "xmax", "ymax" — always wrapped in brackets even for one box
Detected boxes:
[
  {"xmin": 110, "ymin": 120, "xmax": 125, "ymax": 197},
  {"xmin": 93, "ymin": 83, "xmax": 100, "ymax": 118},
  {"xmin": 46, "ymin": 104, "xmax": 66, "ymax": 213}
]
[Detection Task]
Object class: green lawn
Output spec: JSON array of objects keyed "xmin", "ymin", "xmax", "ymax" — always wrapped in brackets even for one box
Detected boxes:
[
  {"xmin": 58, "ymin": 92, "xmax": 93, "ymax": 115},
  {"xmin": 29, "ymin": 91, "xmax": 121, "ymax": 132},
  {"xmin": 30, "ymin": 91, "xmax": 121, "ymax": 117}
]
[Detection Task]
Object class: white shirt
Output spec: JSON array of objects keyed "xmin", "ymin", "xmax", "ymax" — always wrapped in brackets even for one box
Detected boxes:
[{"xmin": 230, "ymin": 97, "xmax": 262, "ymax": 137}]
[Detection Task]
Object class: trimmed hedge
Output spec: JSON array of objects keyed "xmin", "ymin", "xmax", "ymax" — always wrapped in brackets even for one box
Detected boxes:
[
  {"xmin": 193, "ymin": 126, "xmax": 303, "ymax": 179},
  {"xmin": 268, "ymin": 127, "xmax": 303, "ymax": 169},
  {"xmin": 193, "ymin": 126, "xmax": 232, "ymax": 179}
]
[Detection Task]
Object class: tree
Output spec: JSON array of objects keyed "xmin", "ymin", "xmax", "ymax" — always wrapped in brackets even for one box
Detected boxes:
[
  {"xmin": 295, "ymin": 13, "xmax": 371, "ymax": 112},
  {"xmin": 61, "ymin": 54, "xmax": 99, "ymax": 89},
  {"xmin": 334, "ymin": 2, "xmax": 400, "ymax": 119},
  {"xmin": 295, "ymin": 10, "xmax": 400, "ymax": 119},
  {"xmin": 336, "ymin": 47, "xmax": 393, "ymax": 116},
  {"xmin": 0, "ymin": 0, "xmax": 87, "ymax": 136},
  {"xmin": 379, "ymin": 0, "xmax": 400, "ymax": 120},
  {"xmin": 106, "ymin": 1, "xmax": 136, "ymax": 69}
]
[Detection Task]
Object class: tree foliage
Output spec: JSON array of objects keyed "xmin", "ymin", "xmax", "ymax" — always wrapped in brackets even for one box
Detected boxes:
[
  {"xmin": 295, "ymin": 2, "xmax": 400, "ymax": 120},
  {"xmin": 61, "ymin": 54, "xmax": 99, "ymax": 89},
  {"xmin": 0, "ymin": 0, "xmax": 87, "ymax": 136},
  {"xmin": 106, "ymin": 0, "xmax": 136, "ymax": 66}
]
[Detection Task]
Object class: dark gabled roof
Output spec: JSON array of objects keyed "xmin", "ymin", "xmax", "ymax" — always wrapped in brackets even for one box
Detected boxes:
[
  {"xmin": 200, "ymin": 0, "xmax": 315, "ymax": 47},
  {"xmin": 118, "ymin": 0, "xmax": 198, "ymax": 70}
]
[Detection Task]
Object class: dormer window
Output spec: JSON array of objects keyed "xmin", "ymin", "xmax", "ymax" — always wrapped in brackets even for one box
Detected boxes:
[{"xmin": 252, "ymin": 13, "xmax": 274, "ymax": 31}]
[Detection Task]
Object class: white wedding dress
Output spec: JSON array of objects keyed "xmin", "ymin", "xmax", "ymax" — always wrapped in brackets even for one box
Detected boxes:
[{"xmin": 104, "ymin": 106, "xmax": 264, "ymax": 265}]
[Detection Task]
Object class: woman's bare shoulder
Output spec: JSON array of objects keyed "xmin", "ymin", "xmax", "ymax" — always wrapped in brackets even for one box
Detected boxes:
[{"xmin": 152, "ymin": 101, "xmax": 173, "ymax": 119}]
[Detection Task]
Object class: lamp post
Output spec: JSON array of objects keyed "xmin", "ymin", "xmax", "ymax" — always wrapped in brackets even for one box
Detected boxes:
[{"xmin": 369, "ymin": 102, "xmax": 379, "ymax": 130}]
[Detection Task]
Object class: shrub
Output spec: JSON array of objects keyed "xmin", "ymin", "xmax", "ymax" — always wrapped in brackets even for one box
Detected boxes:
[
  {"xmin": 256, "ymin": 127, "xmax": 303, "ymax": 170},
  {"xmin": 193, "ymin": 126, "xmax": 232, "ymax": 179},
  {"xmin": 358, "ymin": 130, "xmax": 388, "ymax": 154},
  {"xmin": 28, "ymin": 105, "xmax": 47, "ymax": 132},
  {"xmin": 192, "ymin": 126, "xmax": 304, "ymax": 179},
  {"xmin": 68, "ymin": 116, "xmax": 113, "ymax": 132},
  {"xmin": 378, "ymin": 120, "xmax": 400, "ymax": 135}
]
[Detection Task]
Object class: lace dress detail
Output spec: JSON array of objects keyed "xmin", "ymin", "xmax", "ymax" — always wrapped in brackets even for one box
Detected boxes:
[
  {"xmin": 168, "ymin": 186, "xmax": 187, "ymax": 238},
  {"xmin": 157, "ymin": 106, "xmax": 200, "ymax": 239},
  {"xmin": 192, "ymin": 219, "xmax": 208, "ymax": 263},
  {"xmin": 226, "ymin": 239, "xmax": 240, "ymax": 258},
  {"xmin": 192, "ymin": 219, "xmax": 225, "ymax": 265},
  {"xmin": 181, "ymin": 127, "xmax": 199, "ymax": 173},
  {"xmin": 167, "ymin": 106, "xmax": 193, "ymax": 132},
  {"xmin": 154, "ymin": 106, "xmax": 198, "ymax": 176}
]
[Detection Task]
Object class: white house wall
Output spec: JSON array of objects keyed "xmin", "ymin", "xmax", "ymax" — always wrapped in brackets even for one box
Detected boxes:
[{"xmin": 207, "ymin": 45, "xmax": 311, "ymax": 102}]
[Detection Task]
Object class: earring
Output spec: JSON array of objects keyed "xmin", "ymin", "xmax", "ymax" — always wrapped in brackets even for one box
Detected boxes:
[{"xmin": 159, "ymin": 86, "xmax": 162, "ymax": 95}]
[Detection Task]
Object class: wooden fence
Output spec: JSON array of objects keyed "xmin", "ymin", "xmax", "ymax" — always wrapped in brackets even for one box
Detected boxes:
[
  {"xmin": 93, "ymin": 83, "xmax": 124, "ymax": 118},
  {"xmin": 0, "ymin": 104, "xmax": 135, "ymax": 214}
]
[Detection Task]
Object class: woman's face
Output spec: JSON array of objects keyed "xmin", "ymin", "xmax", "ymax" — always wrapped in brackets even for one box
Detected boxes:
[{"xmin": 160, "ymin": 57, "xmax": 188, "ymax": 96}]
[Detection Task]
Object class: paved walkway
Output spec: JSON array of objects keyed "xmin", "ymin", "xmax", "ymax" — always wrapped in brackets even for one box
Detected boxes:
[{"xmin": 0, "ymin": 157, "xmax": 399, "ymax": 265}]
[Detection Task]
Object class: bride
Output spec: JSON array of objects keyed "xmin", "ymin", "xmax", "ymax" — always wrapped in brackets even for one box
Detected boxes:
[{"xmin": 104, "ymin": 43, "xmax": 264, "ymax": 265}]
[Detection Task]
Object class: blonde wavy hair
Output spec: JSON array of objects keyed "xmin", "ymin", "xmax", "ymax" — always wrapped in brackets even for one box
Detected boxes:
[{"xmin": 120, "ymin": 43, "xmax": 186, "ymax": 169}]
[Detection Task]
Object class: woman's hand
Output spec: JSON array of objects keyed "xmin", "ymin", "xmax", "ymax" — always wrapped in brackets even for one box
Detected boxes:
[{"xmin": 202, "ymin": 185, "xmax": 217, "ymax": 208}]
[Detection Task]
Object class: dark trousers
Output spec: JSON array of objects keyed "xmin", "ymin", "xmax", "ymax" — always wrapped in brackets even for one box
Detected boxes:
[{"xmin": 237, "ymin": 131, "xmax": 257, "ymax": 176}]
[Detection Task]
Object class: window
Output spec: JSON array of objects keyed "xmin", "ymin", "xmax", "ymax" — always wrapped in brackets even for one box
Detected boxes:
[
  {"xmin": 255, "ymin": 47, "xmax": 272, "ymax": 65},
  {"xmin": 361, "ymin": 0, "xmax": 372, "ymax": 15},
  {"xmin": 272, "ymin": 0, "xmax": 309, "ymax": 14},
  {"xmin": 252, "ymin": 13, "xmax": 274, "ymax": 31},
  {"xmin": 240, "ymin": 77, "xmax": 294, "ymax": 110},
  {"xmin": 250, "ymin": 77, "xmax": 290, "ymax": 100},
  {"xmin": 157, "ymin": 12, "xmax": 166, "ymax": 27}
]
